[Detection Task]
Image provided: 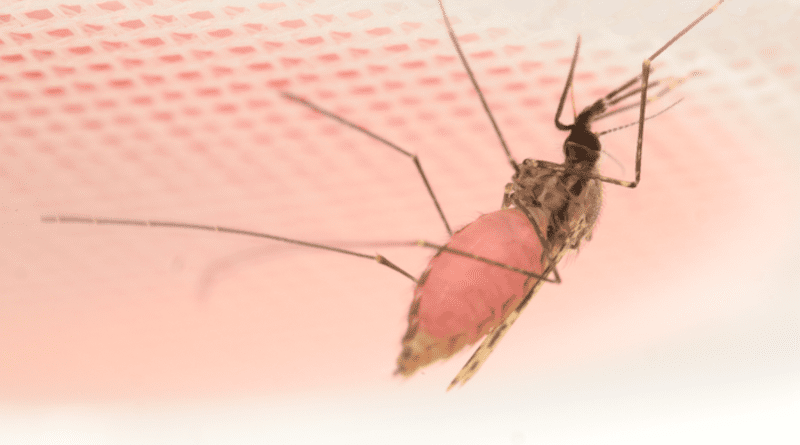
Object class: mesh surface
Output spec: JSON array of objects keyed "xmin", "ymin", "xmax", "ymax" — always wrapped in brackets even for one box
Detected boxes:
[{"xmin": 1, "ymin": 0, "xmax": 798, "ymax": 426}]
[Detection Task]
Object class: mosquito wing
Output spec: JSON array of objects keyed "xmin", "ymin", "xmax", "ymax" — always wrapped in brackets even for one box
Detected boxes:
[{"xmin": 446, "ymin": 243, "xmax": 573, "ymax": 390}]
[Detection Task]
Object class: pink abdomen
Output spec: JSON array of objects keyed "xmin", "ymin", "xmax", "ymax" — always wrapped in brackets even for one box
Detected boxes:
[{"xmin": 416, "ymin": 208, "xmax": 545, "ymax": 343}]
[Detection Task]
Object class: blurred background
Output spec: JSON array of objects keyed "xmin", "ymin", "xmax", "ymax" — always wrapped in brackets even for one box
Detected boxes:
[{"xmin": 1, "ymin": 0, "xmax": 798, "ymax": 443}]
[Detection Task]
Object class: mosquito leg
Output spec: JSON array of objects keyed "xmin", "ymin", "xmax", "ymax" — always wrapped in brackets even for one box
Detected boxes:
[
  {"xmin": 412, "ymin": 240, "xmax": 558, "ymax": 283},
  {"xmin": 41, "ymin": 215, "xmax": 420, "ymax": 283},
  {"xmin": 436, "ymin": 0, "xmax": 519, "ymax": 174},
  {"xmin": 554, "ymin": 36, "xmax": 582, "ymax": 131},
  {"xmin": 501, "ymin": 183, "xmax": 514, "ymax": 209},
  {"xmin": 539, "ymin": 0, "xmax": 724, "ymax": 189},
  {"xmin": 43, "ymin": 215, "xmax": 556, "ymax": 283},
  {"xmin": 614, "ymin": 0, "xmax": 726, "ymax": 188},
  {"xmin": 281, "ymin": 92, "xmax": 453, "ymax": 237}
]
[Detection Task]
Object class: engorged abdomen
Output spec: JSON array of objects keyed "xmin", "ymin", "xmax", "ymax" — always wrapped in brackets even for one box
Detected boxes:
[{"xmin": 396, "ymin": 208, "xmax": 546, "ymax": 376}]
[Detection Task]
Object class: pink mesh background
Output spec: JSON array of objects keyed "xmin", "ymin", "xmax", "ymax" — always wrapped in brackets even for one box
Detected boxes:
[{"xmin": 1, "ymin": 0, "xmax": 798, "ymax": 442}]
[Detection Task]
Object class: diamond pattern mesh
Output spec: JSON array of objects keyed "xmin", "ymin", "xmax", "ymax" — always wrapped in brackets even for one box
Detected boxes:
[{"xmin": 0, "ymin": 0, "xmax": 797, "ymax": 401}]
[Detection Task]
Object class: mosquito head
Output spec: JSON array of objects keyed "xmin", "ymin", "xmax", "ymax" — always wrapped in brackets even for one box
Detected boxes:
[{"xmin": 563, "ymin": 99, "xmax": 606, "ymax": 168}]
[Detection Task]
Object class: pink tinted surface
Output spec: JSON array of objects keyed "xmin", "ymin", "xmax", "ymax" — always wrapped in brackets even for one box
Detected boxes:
[
  {"xmin": 1, "ymin": 0, "xmax": 798, "ymax": 442},
  {"xmin": 417, "ymin": 208, "xmax": 544, "ymax": 341}
]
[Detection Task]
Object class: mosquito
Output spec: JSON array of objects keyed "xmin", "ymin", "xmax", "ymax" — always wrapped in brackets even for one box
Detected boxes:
[{"xmin": 42, "ymin": 0, "xmax": 725, "ymax": 390}]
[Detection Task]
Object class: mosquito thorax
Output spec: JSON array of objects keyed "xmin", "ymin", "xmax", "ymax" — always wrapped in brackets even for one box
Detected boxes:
[
  {"xmin": 510, "ymin": 97, "xmax": 607, "ymax": 215},
  {"xmin": 563, "ymin": 99, "xmax": 606, "ymax": 169},
  {"xmin": 508, "ymin": 98, "xmax": 607, "ymax": 254}
]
